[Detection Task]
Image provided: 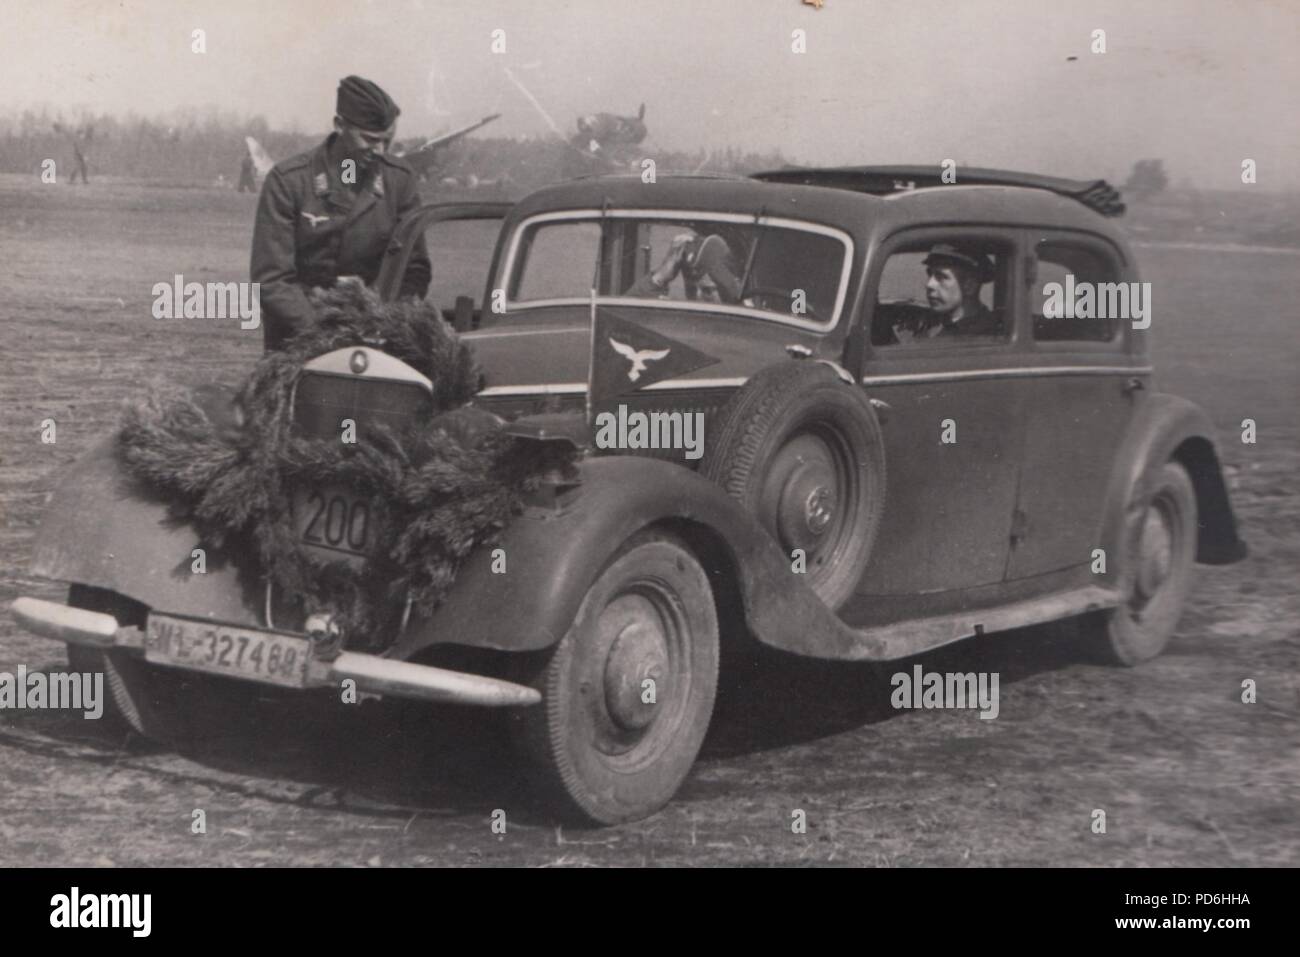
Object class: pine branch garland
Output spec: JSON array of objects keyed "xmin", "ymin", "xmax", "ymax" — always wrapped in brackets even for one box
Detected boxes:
[{"xmin": 115, "ymin": 283, "xmax": 577, "ymax": 647}]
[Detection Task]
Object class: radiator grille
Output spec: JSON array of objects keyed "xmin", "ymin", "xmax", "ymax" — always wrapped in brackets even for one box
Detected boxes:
[{"xmin": 292, "ymin": 372, "xmax": 432, "ymax": 440}]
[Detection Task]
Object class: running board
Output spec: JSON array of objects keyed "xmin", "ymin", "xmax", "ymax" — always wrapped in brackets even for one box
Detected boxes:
[{"xmin": 839, "ymin": 585, "xmax": 1121, "ymax": 661}]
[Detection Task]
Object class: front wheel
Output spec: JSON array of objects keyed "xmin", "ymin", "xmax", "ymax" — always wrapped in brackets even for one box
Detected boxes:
[{"xmin": 513, "ymin": 531, "xmax": 719, "ymax": 825}]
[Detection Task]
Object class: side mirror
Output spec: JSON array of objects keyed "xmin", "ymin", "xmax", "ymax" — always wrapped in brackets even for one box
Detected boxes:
[{"xmin": 453, "ymin": 295, "xmax": 474, "ymax": 332}]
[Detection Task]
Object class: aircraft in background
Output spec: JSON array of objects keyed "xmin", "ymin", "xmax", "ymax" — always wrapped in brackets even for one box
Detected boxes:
[
  {"xmin": 396, "ymin": 113, "xmax": 501, "ymax": 179},
  {"xmin": 560, "ymin": 104, "xmax": 650, "ymax": 178},
  {"xmin": 500, "ymin": 65, "xmax": 649, "ymax": 177},
  {"xmin": 572, "ymin": 104, "xmax": 647, "ymax": 162},
  {"xmin": 243, "ymin": 135, "xmax": 275, "ymax": 181},
  {"xmin": 241, "ymin": 112, "xmax": 501, "ymax": 187}
]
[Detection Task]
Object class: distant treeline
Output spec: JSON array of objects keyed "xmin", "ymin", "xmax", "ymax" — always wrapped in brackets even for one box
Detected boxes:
[
  {"xmin": 0, "ymin": 109, "xmax": 310, "ymax": 184},
  {"xmin": 0, "ymin": 108, "xmax": 797, "ymax": 190}
]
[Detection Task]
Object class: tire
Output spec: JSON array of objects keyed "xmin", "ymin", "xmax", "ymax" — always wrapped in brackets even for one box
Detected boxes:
[
  {"xmin": 701, "ymin": 361, "xmax": 885, "ymax": 610},
  {"xmin": 1080, "ymin": 461, "xmax": 1199, "ymax": 665},
  {"xmin": 513, "ymin": 531, "xmax": 720, "ymax": 825}
]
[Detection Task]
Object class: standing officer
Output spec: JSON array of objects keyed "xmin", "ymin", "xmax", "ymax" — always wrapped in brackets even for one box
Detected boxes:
[{"xmin": 251, "ymin": 75, "xmax": 432, "ymax": 351}]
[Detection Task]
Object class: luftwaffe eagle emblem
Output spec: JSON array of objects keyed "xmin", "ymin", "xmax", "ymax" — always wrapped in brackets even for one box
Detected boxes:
[{"xmin": 608, "ymin": 337, "xmax": 670, "ymax": 382}]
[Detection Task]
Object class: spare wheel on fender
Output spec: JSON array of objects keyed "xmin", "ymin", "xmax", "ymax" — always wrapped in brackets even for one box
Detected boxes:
[{"xmin": 701, "ymin": 360, "xmax": 885, "ymax": 610}]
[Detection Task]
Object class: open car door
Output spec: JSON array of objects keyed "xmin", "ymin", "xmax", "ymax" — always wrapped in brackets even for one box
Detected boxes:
[{"xmin": 376, "ymin": 202, "xmax": 513, "ymax": 330}]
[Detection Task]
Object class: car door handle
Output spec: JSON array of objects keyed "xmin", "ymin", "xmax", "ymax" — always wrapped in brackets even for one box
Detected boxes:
[
  {"xmin": 1123, "ymin": 377, "xmax": 1145, "ymax": 394},
  {"xmin": 868, "ymin": 396, "xmax": 891, "ymax": 423}
]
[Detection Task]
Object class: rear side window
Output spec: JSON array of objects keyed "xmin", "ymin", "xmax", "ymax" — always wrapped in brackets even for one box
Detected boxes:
[{"xmin": 1032, "ymin": 241, "xmax": 1121, "ymax": 342}]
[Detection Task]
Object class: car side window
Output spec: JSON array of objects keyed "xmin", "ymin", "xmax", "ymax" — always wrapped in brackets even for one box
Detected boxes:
[
  {"xmin": 421, "ymin": 217, "xmax": 501, "ymax": 310},
  {"xmin": 1031, "ymin": 241, "xmax": 1120, "ymax": 342},
  {"xmin": 510, "ymin": 221, "xmax": 602, "ymax": 302},
  {"xmin": 871, "ymin": 240, "xmax": 1012, "ymax": 346},
  {"xmin": 504, "ymin": 216, "xmax": 848, "ymax": 325}
]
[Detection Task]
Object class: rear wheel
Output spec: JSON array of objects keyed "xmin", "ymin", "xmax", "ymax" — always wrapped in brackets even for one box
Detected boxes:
[
  {"xmin": 1078, "ymin": 461, "xmax": 1198, "ymax": 665},
  {"xmin": 513, "ymin": 532, "xmax": 719, "ymax": 825}
]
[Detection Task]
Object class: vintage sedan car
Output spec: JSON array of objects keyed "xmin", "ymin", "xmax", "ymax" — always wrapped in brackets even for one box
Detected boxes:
[{"xmin": 11, "ymin": 166, "xmax": 1246, "ymax": 824}]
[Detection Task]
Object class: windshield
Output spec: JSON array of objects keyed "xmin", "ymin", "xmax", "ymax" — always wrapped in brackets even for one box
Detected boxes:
[{"xmin": 504, "ymin": 214, "xmax": 848, "ymax": 326}]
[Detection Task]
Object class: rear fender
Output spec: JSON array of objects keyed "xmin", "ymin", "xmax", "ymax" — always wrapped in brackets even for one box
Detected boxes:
[
  {"xmin": 388, "ymin": 456, "xmax": 871, "ymax": 661},
  {"xmin": 1099, "ymin": 393, "xmax": 1247, "ymax": 582}
]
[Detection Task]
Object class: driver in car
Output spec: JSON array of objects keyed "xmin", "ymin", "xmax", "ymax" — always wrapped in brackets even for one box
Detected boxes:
[{"xmin": 911, "ymin": 243, "xmax": 1002, "ymax": 339}]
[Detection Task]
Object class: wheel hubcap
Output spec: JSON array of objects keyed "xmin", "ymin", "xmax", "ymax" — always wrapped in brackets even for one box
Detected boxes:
[
  {"xmin": 766, "ymin": 433, "xmax": 842, "ymax": 557},
  {"xmin": 804, "ymin": 485, "xmax": 836, "ymax": 535},
  {"xmin": 1134, "ymin": 499, "xmax": 1174, "ymax": 603},
  {"xmin": 601, "ymin": 598, "xmax": 669, "ymax": 732}
]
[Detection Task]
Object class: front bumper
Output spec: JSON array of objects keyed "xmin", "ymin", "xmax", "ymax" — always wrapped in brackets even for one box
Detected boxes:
[{"xmin": 10, "ymin": 597, "xmax": 540, "ymax": 708}]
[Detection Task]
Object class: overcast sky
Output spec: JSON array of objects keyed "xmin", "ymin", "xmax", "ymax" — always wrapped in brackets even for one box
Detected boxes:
[{"xmin": 4, "ymin": 0, "xmax": 1297, "ymax": 188}]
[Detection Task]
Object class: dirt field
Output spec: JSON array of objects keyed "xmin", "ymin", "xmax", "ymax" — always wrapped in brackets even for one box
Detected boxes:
[{"xmin": 1, "ymin": 174, "xmax": 1296, "ymax": 867}]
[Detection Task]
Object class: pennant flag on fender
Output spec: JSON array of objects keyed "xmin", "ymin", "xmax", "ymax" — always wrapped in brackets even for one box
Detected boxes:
[{"xmin": 589, "ymin": 308, "xmax": 719, "ymax": 406}]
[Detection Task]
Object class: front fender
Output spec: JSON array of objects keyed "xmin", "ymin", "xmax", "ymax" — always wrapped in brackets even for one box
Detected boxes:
[
  {"xmin": 30, "ymin": 435, "xmax": 264, "ymax": 626},
  {"xmin": 33, "ymin": 440, "xmax": 864, "ymax": 661},
  {"xmin": 388, "ymin": 456, "xmax": 871, "ymax": 661},
  {"xmin": 1099, "ymin": 392, "xmax": 1247, "ymax": 580}
]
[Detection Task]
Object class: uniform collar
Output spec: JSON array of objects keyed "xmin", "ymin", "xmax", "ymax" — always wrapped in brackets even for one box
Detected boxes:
[
  {"xmin": 310, "ymin": 137, "xmax": 333, "ymax": 198},
  {"xmin": 313, "ymin": 133, "xmax": 386, "ymax": 200},
  {"xmin": 943, "ymin": 301, "xmax": 989, "ymax": 329}
]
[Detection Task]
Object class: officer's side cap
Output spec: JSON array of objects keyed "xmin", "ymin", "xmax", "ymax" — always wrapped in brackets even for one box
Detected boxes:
[
  {"xmin": 337, "ymin": 75, "xmax": 400, "ymax": 131},
  {"xmin": 923, "ymin": 243, "xmax": 994, "ymax": 283}
]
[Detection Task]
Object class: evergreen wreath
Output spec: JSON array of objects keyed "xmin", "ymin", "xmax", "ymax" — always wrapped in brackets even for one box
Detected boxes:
[{"xmin": 116, "ymin": 282, "xmax": 578, "ymax": 649}]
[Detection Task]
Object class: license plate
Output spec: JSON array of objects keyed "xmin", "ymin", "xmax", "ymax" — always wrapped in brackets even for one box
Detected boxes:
[
  {"xmin": 145, "ymin": 615, "xmax": 309, "ymax": 688},
  {"xmin": 292, "ymin": 484, "xmax": 376, "ymax": 564}
]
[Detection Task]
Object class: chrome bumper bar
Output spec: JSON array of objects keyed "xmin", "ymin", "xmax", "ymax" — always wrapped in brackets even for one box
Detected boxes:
[{"xmin": 10, "ymin": 597, "xmax": 540, "ymax": 708}]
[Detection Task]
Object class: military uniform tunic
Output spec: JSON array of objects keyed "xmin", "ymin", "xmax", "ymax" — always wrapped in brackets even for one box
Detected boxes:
[
  {"xmin": 889, "ymin": 301, "xmax": 1006, "ymax": 342},
  {"xmin": 250, "ymin": 133, "xmax": 431, "ymax": 350}
]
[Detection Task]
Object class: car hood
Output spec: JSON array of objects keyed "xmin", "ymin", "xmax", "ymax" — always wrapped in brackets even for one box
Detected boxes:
[{"xmin": 464, "ymin": 304, "xmax": 827, "ymax": 394}]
